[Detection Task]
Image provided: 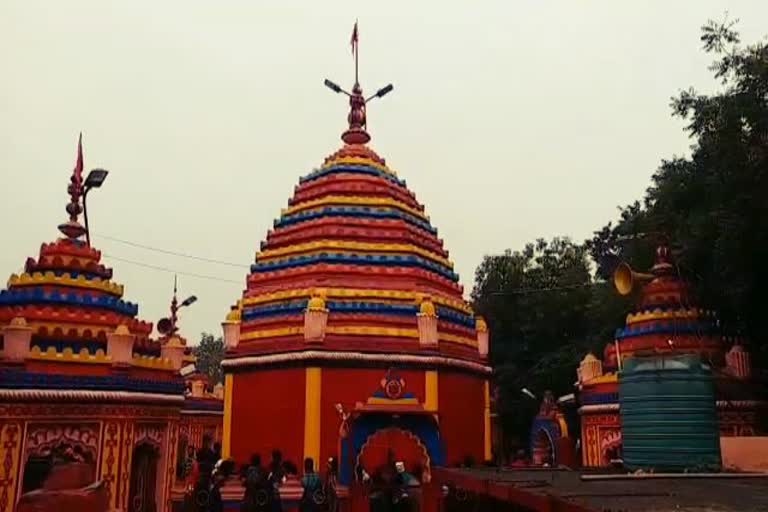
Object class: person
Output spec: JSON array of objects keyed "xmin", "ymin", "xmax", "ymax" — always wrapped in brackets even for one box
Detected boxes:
[
  {"xmin": 393, "ymin": 461, "xmax": 420, "ymax": 511},
  {"xmin": 510, "ymin": 449, "xmax": 528, "ymax": 468},
  {"xmin": 325, "ymin": 457, "xmax": 339, "ymax": 512},
  {"xmin": 208, "ymin": 459, "xmax": 237, "ymax": 512},
  {"xmin": 193, "ymin": 435, "xmax": 218, "ymax": 511},
  {"xmin": 214, "ymin": 442, "xmax": 222, "ymax": 460},
  {"xmin": 242, "ymin": 454, "xmax": 271, "ymax": 512},
  {"xmin": 299, "ymin": 458, "xmax": 323, "ymax": 512},
  {"xmin": 267, "ymin": 450, "xmax": 284, "ymax": 512}
]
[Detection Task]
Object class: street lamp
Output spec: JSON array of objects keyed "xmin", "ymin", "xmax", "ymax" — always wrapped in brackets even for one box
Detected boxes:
[{"xmin": 83, "ymin": 168, "xmax": 109, "ymax": 246}]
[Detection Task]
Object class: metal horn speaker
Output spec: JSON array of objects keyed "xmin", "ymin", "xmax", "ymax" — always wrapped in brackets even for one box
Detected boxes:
[{"xmin": 613, "ymin": 262, "xmax": 654, "ymax": 295}]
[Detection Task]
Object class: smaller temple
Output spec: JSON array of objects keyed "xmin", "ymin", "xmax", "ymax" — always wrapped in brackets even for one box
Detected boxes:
[
  {"xmin": 576, "ymin": 243, "xmax": 766, "ymax": 469},
  {"xmin": 0, "ymin": 137, "xmax": 187, "ymax": 512}
]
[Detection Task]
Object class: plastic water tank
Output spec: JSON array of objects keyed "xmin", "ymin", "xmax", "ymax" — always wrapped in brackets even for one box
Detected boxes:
[{"xmin": 619, "ymin": 354, "xmax": 721, "ymax": 472}]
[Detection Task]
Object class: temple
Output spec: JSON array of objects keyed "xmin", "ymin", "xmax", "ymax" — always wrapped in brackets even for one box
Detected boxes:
[
  {"xmin": 573, "ymin": 244, "xmax": 764, "ymax": 469},
  {"xmin": 219, "ymin": 55, "xmax": 492, "ymax": 509},
  {"xmin": 0, "ymin": 138, "xmax": 223, "ymax": 512}
]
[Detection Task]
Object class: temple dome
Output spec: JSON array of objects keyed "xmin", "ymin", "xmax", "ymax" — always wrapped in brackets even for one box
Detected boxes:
[
  {"xmin": 0, "ymin": 140, "xmax": 155, "ymax": 358},
  {"xmin": 235, "ymin": 94, "xmax": 480, "ymax": 359}
]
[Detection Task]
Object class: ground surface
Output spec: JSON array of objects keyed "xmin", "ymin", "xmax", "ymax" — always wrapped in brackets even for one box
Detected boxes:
[{"xmin": 441, "ymin": 468, "xmax": 768, "ymax": 511}]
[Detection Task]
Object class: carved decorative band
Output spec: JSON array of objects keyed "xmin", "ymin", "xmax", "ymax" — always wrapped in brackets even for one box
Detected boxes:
[
  {"xmin": 222, "ymin": 350, "xmax": 491, "ymax": 374},
  {"xmin": 0, "ymin": 388, "xmax": 184, "ymax": 404}
]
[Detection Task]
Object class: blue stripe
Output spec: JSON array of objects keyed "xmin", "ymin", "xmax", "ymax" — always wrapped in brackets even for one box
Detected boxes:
[
  {"xmin": 300, "ymin": 164, "xmax": 407, "ymax": 187},
  {"xmin": 274, "ymin": 207, "xmax": 437, "ymax": 235},
  {"xmin": 241, "ymin": 300, "xmax": 475, "ymax": 328},
  {"xmin": 0, "ymin": 288, "xmax": 138, "ymax": 316},
  {"xmin": 250, "ymin": 253, "xmax": 458, "ymax": 281},
  {"xmin": 581, "ymin": 392, "xmax": 619, "ymax": 405},
  {"xmin": 0, "ymin": 369, "xmax": 184, "ymax": 395},
  {"xmin": 615, "ymin": 322, "xmax": 716, "ymax": 340}
]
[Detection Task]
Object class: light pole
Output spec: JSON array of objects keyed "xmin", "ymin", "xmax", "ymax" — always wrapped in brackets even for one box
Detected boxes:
[{"xmin": 82, "ymin": 168, "xmax": 109, "ymax": 246}]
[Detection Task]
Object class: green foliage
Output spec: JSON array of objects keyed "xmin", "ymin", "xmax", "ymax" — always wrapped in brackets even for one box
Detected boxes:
[
  {"xmin": 476, "ymin": 19, "xmax": 768, "ymax": 451},
  {"xmin": 472, "ymin": 238, "xmax": 607, "ymax": 449},
  {"xmin": 588, "ymin": 17, "xmax": 768, "ymax": 367},
  {"xmin": 194, "ymin": 332, "xmax": 225, "ymax": 385}
]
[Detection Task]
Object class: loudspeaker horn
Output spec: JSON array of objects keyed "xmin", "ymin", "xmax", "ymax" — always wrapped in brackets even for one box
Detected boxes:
[{"xmin": 613, "ymin": 262, "xmax": 654, "ymax": 295}]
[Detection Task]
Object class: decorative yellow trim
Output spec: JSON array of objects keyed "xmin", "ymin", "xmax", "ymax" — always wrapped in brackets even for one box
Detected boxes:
[
  {"xmin": 28, "ymin": 345, "xmax": 111, "ymax": 363},
  {"xmin": 257, "ymin": 240, "xmax": 453, "ymax": 268},
  {"xmin": 303, "ymin": 368, "xmax": 322, "ymax": 465},
  {"xmin": 8, "ymin": 271, "xmax": 123, "ymax": 296},
  {"xmin": 240, "ymin": 325, "xmax": 477, "ymax": 347},
  {"xmin": 366, "ymin": 397, "xmax": 420, "ymax": 406},
  {"xmin": 321, "ymin": 156, "xmax": 396, "ymax": 176},
  {"xmin": 130, "ymin": 354, "xmax": 174, "ymax": 370},
  {"xmin": 283, "ymin": 196, "xmax": 428, "ymax": 221},
  {"xmin": 626, "ymin": 307, "xmax": 705, "ymax": 324},
  {"xmin": 484, "ymin": 380, "xmax": 492, "ymax": 462},
  {"xmin": 582, "ymin": 373, "xmax": 618, "ymax": 385},
  {"xmin": 424, "ymin": 371, "xmax": 438, "ymax": 413},
  {"xmin": 222, "ymin": 374, "xmax": 233, "ymax": 458},
  {"xmin": 557, "ymin": 416, "xmax": 569, "ymax": 439},
  {"xmin": 242, "ymin": 288, "xmax": 473, "ymax": 314},
  {"xmin": 240, "ymin": 326, "xmax": 303, "ymax": 341}
]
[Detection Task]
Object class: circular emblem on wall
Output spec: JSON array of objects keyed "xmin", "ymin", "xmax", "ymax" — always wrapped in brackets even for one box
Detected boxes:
[{"xmin": 384, "ymin": 378, "xmax": 404, "ymax": 400}]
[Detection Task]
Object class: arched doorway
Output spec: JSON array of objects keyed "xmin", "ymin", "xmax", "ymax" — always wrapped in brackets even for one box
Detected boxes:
[
  {"xmin": 358, "ymin": 427, "xmax": 431, "ymax": 483},
  {"xmin": 531, "ymin": 430, "xmax": 554, "ymax": 466},
  {"xmin": 128, "ymin": 443, "xmax": 160, "ymax": 512}
]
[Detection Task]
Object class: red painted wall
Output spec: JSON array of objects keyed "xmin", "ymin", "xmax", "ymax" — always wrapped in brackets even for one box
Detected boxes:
[
  {"xmin": 230, "ymin": 369, "xmax": 306, "ymax": 467},
  {"xmin": 439, "ymin": 371, "xmax": 485, "ymax": 466},
  {"xmin": 319, "ymin": 368, "xmax": 426, "ymax": 466}
]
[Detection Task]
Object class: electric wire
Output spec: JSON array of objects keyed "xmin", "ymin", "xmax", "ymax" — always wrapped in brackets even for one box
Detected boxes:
[
  {"xmin": 95, "ymin": 233, "xmax": 250, "ymax": 268},
  {"xmin": 102, "ymin": 254, "xmax": 243, "ymax": 284}
]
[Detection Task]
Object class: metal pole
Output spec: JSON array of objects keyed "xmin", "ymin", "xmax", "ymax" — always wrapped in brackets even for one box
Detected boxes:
[{"xmin": 83, "ymin": 187, "xmax": 91, "ymax": 246}]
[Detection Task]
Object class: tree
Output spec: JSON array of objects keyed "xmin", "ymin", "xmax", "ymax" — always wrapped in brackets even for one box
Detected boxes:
[
  {"xmin": 588, "ymin": 18, "xmax": 768, "ymax": 367},
  {"xmin": 472, "ymin": 238, "xmax": 599, "ymax": 451},
  {"xmin": 194, "ymin": 333, "xmax": 225, "ymax": 385}
]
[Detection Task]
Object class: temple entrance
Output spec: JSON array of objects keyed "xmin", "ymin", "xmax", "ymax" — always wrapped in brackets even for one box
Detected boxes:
[
  {"xmin": 358, "ymin": 427, "xmax": 430, "ymax": 483},
  {"xmin": 531, "ymin": 430, "xmax": 554, "ymax": 466},
  {"xmin": 128, "ymin": 443, "xmax": 160, "ymax": 512}
]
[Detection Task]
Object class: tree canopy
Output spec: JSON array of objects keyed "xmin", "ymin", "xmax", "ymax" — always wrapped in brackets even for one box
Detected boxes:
[
  {"xmin": 474, "ymin": 19, "xmax": 768, "ymax": 451},
  {"xmin": 194, "ymin": 332, "xmax": 225, "ymax": 385}
]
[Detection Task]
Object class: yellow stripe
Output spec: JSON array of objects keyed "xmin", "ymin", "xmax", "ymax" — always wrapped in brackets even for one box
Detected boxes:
[
  {"xmin": 222, "ymin": 373, "xmax": 233, "ymax": 458},
  {"xmin": 283, "ymin": 195, "xmax": 428, "ymax": 221},
  {"xmin": 425, "ymin": 371, "xmax": 438, "ymax": 412},
  {"xmin": 303, "ymin": 368, "xmax": 322, "ymax": 465},
  {"xmin": 242, "ymin": 288, "xmax": 473, "ymax": 314},
  {"xmin": 321, "ymin": 156, "xmax": 397, "ymax": 176},
  {"xmin": 484, "ymin": 380, "xmax": 492, "ymax": 462},
  {"xmin": 257, "ymin": 240, "xmax": 453, "ymax": 268},
  {"xmin": 239, "ymin": 325, "xmax": 476, "ymax": 347},
  {"xmin": 626, "ymin": 308, "xmax": 700, "ymax": 325},
  {"xmin": 8, "ymin": 271, "xmax": 124, "ymax": 296}
]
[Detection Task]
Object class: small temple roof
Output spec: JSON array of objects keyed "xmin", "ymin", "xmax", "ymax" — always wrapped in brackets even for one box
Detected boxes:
[{"xmin": 0, "ymin": 136, "xmax": 159, "ymax": 362}]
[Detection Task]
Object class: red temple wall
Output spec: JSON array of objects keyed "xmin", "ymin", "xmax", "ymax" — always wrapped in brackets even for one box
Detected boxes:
[
  {"xmin": 230, "ymin": 368, "xmax": 306, "ymax": 466},
  {"xmin": 438, "ymin": 372, "xmax": 485, "ymax": 466},
  {"xmin": 319, "ymin": 368, "xmax": 426, "ymax": 465}
]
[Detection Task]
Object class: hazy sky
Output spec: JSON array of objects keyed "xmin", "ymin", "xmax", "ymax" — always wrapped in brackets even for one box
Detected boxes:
[{"xmin": 2, "ymin": 1, "xmax": 767, "ymax": 343}]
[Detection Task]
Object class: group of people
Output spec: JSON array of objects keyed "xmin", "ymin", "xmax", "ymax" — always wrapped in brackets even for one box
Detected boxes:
[
  {"xmin": 358, "ymin": 458, "xmax": 422, "ymax": 512},
  {"xmin": 180, "ymin": 438, "xmax": 421, "ymax": 512},
  {"xmin": 239, "ymin": 450, "xmax": 339, "ymax": 512}
]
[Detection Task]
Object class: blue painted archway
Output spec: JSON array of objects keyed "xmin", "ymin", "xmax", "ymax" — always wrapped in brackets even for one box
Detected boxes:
[{"xmin": 339, "ymin": 413, "xmax": 445, "ymax": 485}]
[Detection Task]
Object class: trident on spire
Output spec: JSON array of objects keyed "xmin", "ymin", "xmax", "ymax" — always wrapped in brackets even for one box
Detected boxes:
[
  {"xmin": 157, "ymin": 276, "xmax": 198, "ymax": 337},
  {"xmin": 58, "ymin": 133, "xmax": 87, "ymax": 239},
  {"xmin": 325, "ymin": 21, "xmax": 394, "ymax": 145}
]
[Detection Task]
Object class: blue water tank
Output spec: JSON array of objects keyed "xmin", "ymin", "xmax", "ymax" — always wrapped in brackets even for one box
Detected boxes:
[{"xmin": 619, "ymin": 354, "xmax": 721, "ymax": 472}]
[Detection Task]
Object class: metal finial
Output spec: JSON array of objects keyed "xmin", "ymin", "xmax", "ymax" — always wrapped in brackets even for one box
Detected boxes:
[{"xmin": 58, "ymin": 133, "xmax": 87, "ymax": 239}]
